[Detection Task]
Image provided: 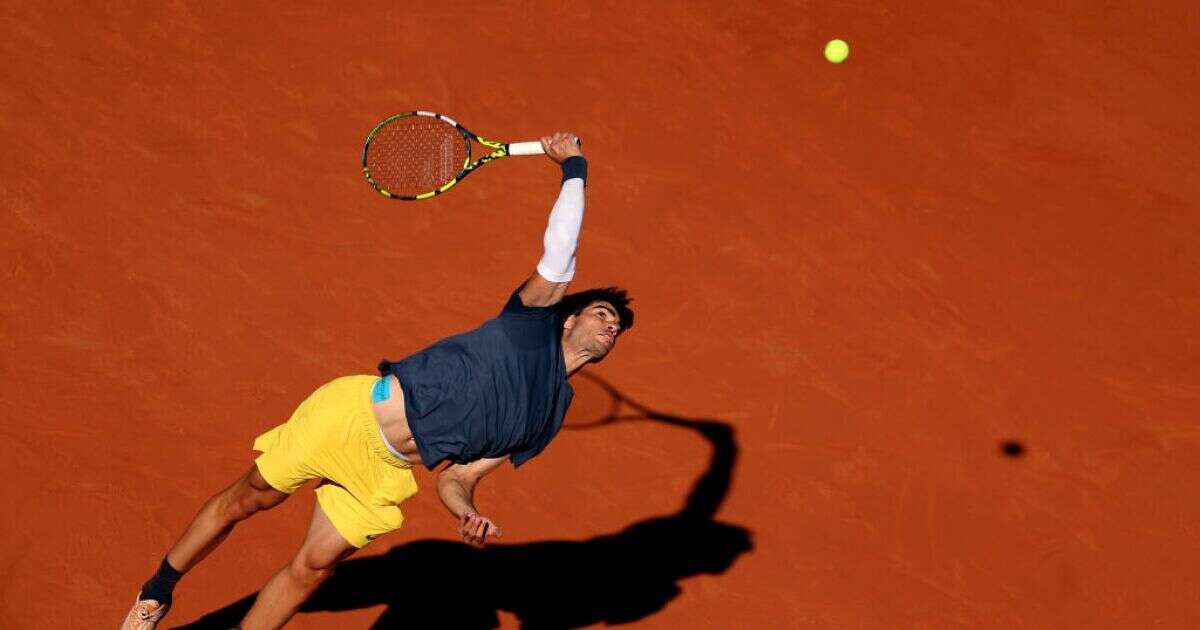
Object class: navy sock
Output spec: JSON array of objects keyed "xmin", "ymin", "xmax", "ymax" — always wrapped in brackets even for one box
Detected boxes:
[{"xmin": 139, "ymin": 557, "xmax": 184, "ymax": 604}]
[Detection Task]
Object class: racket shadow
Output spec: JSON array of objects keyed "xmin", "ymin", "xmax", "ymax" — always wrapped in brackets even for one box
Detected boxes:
[{"xmin": 173, "ymin": 373, "xmax": 752, "ymax": 629}]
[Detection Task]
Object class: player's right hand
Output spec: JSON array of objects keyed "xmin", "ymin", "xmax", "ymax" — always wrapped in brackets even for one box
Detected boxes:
[
  {"xmin": 540, "ymin": 132, "xmax": 583, "ymax": 163},
  {"xmin": 459, "ymin": 512, "xmax": 502, "ymax": 548}
]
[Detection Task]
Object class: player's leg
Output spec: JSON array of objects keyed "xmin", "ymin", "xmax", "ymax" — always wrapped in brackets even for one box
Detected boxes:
[
  {"xmin": 165, "ymin": 463, "xmax": 290, "ymax": 572},
  {"xmin": 122, "ymin": 464, "xmax": 290, "ymax": 629},
  {"xmin": 236, "ymin": 373, "xmax": 419, "ymax": 628},
  {"xmin": 239, "ymin": 500, "xmax": 358, "ymax": 629}
]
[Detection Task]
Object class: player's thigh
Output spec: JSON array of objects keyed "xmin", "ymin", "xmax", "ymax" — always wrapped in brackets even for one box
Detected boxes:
[
  {"xmin": 223, "ymin": 464, "xmax": 290, "ymax": 517},
  {"xmin": 294, "ymin": 501, "xmax": 358, "ymax": 573}
]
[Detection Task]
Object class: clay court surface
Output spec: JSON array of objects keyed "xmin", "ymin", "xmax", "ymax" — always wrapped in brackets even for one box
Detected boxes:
[{"xmin": 2, "ymin": 2, "xmax": 1198, "ymax": 628}]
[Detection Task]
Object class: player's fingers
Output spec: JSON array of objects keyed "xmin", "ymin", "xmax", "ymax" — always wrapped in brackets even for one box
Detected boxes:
[{"xmin": 461, "ymin": 514, "xmax": 483, "ymax": 537}]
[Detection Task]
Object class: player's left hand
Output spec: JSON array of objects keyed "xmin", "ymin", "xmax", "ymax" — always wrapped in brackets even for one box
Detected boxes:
[{"xmin": 459, "ymin": 512, "xmax": 502, "ymax": 548}]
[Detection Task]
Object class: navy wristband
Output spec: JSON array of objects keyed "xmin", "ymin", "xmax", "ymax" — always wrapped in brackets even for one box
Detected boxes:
[{"xmin": 560, "ymin": 156, "xmax": 588, "ymax": 185}]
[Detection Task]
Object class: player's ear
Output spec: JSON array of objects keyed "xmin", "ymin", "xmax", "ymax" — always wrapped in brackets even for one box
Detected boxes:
[{"xmin": 562, "ymin": 314, "xmax": 576, "ymax": 332}]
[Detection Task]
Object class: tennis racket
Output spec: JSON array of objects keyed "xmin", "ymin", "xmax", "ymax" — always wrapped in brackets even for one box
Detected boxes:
[{"xmin": 361, "ymin": 111, "xmax": 551, "ymax": 200}]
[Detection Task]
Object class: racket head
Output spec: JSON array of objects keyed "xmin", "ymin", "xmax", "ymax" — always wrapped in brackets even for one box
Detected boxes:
[{"xmin": 362, "ymin": 111, "xmax": 474, "ymax": 200}]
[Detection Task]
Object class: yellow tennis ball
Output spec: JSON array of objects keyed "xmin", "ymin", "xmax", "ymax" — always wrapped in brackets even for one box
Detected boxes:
[{"xmin": 824, "ymin": 39, "xmax": 849, "ymax": 64}]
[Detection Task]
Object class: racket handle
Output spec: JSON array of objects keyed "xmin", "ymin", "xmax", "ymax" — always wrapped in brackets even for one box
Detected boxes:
[{"xmin": 507, "ymin": 141, "xmax": 546, "ymax": 156}]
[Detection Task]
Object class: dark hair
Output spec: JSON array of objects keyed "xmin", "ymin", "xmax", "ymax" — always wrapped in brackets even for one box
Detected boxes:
[{"xmin": 556, "ymin": 287, "xmax": 635, "ymax": 333}]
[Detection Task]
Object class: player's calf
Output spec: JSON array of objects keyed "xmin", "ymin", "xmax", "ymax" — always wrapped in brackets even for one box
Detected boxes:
[{"xmin": 123, "ymin": 466, "xmax": 289, "ymax": 628}]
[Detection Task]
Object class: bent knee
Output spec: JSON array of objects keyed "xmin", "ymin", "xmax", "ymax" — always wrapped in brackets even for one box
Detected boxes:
[
  {"xmin": 288, "ymin": 561, "xmax": 335, "ymax": 588},
  {"xmin": 219, "ymin": 486, "xmax": 286, "ymax": 524}
]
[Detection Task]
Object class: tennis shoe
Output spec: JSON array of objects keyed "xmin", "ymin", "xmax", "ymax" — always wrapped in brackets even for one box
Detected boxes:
[{"xmin": 120, "ymin": 595, "xmax": 170, "ymax": 629}]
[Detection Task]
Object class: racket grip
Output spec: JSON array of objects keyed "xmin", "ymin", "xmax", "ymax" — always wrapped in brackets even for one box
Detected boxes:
[{"xmin": 507, "ymin": 141, "xmax": 546, "ymax": 156}]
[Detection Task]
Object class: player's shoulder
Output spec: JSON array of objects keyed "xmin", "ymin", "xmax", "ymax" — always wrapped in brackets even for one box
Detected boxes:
[
  {"xmin": 506, "ymin": 284, "xmax": 562, "ymax": 319},
  {"xmin": 516, "ymin": 272, "xmax": 570, "ymax": 309}
]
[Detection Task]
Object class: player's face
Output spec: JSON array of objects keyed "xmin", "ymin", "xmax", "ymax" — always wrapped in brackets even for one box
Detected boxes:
[{"xmin": 565, "ymin": 301, "xmax": 622, "ymax": 360}]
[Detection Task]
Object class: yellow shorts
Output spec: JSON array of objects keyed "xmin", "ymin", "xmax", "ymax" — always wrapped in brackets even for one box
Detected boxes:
[{"xmin": 253, "ymin": 375, "xmax": 418, "ymax": 548}]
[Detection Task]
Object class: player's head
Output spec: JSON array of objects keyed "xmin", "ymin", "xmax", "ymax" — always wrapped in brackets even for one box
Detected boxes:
[{"xmin": 557, "ymin": 287, "xmax": 634, "ymax": 363}]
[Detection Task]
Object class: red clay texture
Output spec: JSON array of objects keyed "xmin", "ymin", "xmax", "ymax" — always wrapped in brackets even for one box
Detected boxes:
[{"xmin": 2, "ymin": 2, "xmax": 1198, "ymax": 628}]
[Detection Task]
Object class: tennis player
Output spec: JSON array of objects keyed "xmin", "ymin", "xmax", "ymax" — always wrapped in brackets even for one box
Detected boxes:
[{"xmin": 121, "ymin": 132, "xmax": 634, "ymax": 629}]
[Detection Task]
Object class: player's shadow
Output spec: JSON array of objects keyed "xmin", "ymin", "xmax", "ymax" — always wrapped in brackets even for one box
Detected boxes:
[{"xmin": 174, "ymin": 374, "xmax": 752, "ymax": 629}]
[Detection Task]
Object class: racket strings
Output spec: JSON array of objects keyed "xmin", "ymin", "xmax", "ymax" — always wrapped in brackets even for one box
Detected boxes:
[{"xmin": 366, "ymin": 117, "xmax": 469, "ymax": 197}]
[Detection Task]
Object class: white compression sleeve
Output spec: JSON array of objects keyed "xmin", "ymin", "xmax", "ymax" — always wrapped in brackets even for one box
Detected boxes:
[{"xmin": 536, "ymin": 176, "xmax": 585, "ymax": 282}]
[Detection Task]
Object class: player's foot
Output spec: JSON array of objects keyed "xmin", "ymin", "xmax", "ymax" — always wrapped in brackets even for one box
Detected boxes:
[{"xmin": 119, "ymin": 596, "xmax": 170, "ymax": 629}]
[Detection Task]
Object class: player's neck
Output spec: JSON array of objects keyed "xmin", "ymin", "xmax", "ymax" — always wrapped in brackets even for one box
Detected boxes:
[{"xmin": 561, "ymin": 342, "xmax": 595, "ymax": 375}]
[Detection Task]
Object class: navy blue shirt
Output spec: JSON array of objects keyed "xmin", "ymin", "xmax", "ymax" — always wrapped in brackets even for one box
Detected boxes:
[{"xmin": 378, "ymin": 289, "xmax": 574, "ymax": 469}]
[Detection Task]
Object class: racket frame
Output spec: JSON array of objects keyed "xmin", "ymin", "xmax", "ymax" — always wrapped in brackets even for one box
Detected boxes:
[{"xmin": 362, "ymin": 110, "xmax": 542, "ymax": 201}]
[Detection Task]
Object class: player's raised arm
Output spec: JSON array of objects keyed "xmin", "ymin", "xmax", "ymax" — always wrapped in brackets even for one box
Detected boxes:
[{"xmin": 518, "ymin": 132, "xmax": 587, "ymax": 308}]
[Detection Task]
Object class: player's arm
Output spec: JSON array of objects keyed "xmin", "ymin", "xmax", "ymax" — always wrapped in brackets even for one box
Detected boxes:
[
  {"xmin": 437, "ymin": 455, "xmax": 508, "ymax": 547},
  {"xmin": 518, "ymin": 131, "xmax": 587, "ymax": 308}
]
